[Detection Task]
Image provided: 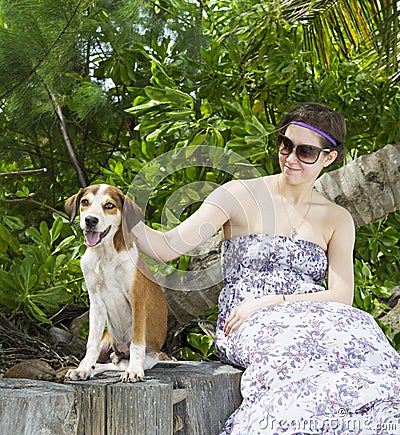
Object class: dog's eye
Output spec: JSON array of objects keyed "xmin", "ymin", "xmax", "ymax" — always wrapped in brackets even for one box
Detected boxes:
[
  {"xmin": 104, "ymin": 202, "xmax": 115, "ymax": 210},
  {"xmin": 81, "ymin": 199, "xmax": 89, "ymax": 207}
]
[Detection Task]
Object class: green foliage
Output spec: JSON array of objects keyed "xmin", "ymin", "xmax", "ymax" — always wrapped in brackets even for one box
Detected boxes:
[
  {"xmin": 355, "ymin": 213, "xmax": 400, "ymax": 280},
  {"xmin": 353, "ymin": 259, "xmax": 392, "ymax": 318},
  {"xmin": 177, "ymin": 306, "xmax": 219, "ymax": 361},
  {"xmin": 0, "ymin": 216, "xmax": 85, "ymax": 324},
  {"xmin": 0, "ymin": 215, "xmax": 23, "ymax": 260},
  {"xmin": 353, "ymin": 211, "xmax": 400, "ymax": 349},
  {"xmin": 180, "ymin": 333, "xmax": 217, "ymax": 361},
  {"xmin": 0, "ymin": 0, "xmax": 398, "ymax": 212}
]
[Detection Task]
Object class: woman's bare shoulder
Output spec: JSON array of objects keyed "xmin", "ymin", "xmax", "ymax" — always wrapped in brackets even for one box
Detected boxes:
[
  {"xmin": 215, "ymin": 176, "xmax": 274, "ymax": 195},
  {"xmin": 315, "ymin": 191, "xmax": 354, "ymax": 233}
]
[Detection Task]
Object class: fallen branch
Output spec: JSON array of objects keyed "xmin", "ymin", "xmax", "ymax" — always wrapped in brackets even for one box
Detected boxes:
[
  {"xmin": 0, "ymin": 197, "xmax": 67, "ymax": 218},
  {"xmin": 0, "ymin": 168, "xmax": 47, "ymax": 178},
  {"xmin": 49, "ymin": 90, "xmax": 87, "ymax": 187}
]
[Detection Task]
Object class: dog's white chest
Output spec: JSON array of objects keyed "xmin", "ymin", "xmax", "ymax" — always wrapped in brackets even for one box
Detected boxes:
[
  {"xmin": 81, "ymin": 246, "xmax": 139, "ymax": 341},
  {"xmin": 82, "ymin": 245, "xmax": 139, "ymax": 294}
]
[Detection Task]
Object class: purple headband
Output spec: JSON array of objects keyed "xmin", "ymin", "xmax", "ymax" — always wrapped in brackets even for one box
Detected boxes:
[{"xmin": 290, "ymin": 121, "xmax": 338, "ymax": 147}]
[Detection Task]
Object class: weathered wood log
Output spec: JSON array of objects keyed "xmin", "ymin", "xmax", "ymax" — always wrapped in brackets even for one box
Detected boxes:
[
  {"xmin": 71, "ymin": 376, "xmax": 173, "ymax": 435},
  {"xmin": 148, "ymin": 361, "xmax": 243, "ymax": 435},
  {"xmin": 108, "ymin": 381, "xmax": 173, "ymax": 435},
  {"xmin": 72, "ymin": 377, "xmax": 108, "ymax": 435},
  {"xmin": 0, "ymin": 362, "xmax": 241, "ymax": 434},
  {"xmin": 67, "ymin": 361, "xmax": 243, "ymax": 435},
  {"xmin": 314, "ymin": 143, "xmax": 400, "ymax": 229},
  {"xmin": 0, "ymin": 378, "xmax": 78, "ymax": 435}
]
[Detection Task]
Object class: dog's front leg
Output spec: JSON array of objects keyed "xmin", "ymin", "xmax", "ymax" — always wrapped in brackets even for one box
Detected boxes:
[
  {"xmin": 121, "ymin": 297, "xmax": 146, "ymax": 383},
  {"xmin": 65, "ymin": 298, "xmax": 106, "ymax": 381}
]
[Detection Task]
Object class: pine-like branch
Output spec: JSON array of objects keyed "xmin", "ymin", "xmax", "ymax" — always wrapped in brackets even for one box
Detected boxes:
[{"xmin": 0, "ymin": 0, "xmax": 84, "ymax": 100}]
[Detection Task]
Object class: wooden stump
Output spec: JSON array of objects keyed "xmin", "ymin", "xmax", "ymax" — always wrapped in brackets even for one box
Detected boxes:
[
  {"xmin": 71, "ymin": 377, "xmax": 108, "ymax": 435},
  {"xmin": 0, "ymin": 362, "xmax": 242, "ymax": 435},
  {"xmin": 68, "ymin": 361, "xmax": 243, "ymax": 435},
  {"xmin": 71, "ymin": 376, "xmax": 173, "ymax": 435},
  {"xmin": 148, "ymin": 362, "xmax": 243, "ymax": 435},
  {"xmin": 0, "ymin": 378, "xmax": 78, "ymax": 435}
]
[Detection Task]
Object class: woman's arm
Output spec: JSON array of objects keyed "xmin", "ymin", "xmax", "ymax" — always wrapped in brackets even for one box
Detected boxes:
[
  {"xmin": 131, "ymin": 182, "xmax": 242, "ymax": 262},
  {"xmin": 132, "ymin": 202, "xmax": 229, "ymax": 262}
]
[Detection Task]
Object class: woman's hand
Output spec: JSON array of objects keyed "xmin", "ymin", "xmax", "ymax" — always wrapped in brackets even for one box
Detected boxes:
[{"xmin": 224, "ymin": 295, "xmax": 283, "ymax": 336}]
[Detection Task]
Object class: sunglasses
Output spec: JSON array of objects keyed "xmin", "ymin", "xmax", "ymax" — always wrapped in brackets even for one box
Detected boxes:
[{"xmin": 277, "ymin": 133, "xmax": 331, "ymax": 165}]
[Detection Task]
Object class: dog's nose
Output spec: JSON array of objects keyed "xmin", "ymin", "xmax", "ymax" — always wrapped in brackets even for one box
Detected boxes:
[{"xmin": 85, "ymin": 216, "xmax": 99, "ymax": 229}]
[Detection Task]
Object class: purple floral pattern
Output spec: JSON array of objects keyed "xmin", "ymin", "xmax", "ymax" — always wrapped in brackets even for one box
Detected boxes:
[{"xmin": 216, "ymin": 234, "xmax": 400, "ymax": 434}]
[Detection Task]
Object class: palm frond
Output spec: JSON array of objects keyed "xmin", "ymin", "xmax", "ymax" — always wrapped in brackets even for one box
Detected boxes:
[{"xmin": 280, "ymin": 0, "xmax": 399, "ymax": 79}]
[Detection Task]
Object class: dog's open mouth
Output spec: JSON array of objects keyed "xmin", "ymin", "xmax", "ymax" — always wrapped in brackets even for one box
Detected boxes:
[{"xmin": 84, "ymin": 226, "xmax": 111, "ymax": 247}]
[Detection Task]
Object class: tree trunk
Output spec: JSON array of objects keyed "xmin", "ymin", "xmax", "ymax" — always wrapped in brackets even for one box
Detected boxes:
[
  {"xmin": 164, "ymin": 143, "xmax": 400, "ymax": 323},
  {"xmin": 314, "ymin": 143, "xmax": 400, "ymax": 228}
]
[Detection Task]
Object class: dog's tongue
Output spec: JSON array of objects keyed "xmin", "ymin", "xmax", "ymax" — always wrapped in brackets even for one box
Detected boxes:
[{"xmin": 84, "ymin": 231, "xmax": 101, "ymax": 247}]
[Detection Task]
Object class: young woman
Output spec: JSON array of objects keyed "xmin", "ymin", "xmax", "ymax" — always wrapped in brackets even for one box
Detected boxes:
[{"xmin": 132, "ymin": 103, "xmax": 400, "ymax": 434}]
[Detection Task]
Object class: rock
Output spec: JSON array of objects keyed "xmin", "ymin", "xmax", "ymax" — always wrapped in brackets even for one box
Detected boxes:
[{"xmin": 4, "ymin": 359, "xmax": 56, "ymax": 381}]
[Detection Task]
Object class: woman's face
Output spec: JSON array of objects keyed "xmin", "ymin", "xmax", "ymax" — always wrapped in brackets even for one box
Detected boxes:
[{"xmin": 278, "ymin": 124, "xmax": 337, "ymax": 184}]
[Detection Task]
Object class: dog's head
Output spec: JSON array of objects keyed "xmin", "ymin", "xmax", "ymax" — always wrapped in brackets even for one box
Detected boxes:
[{"xmin": 65, "ymin": 184, "xmax": 143, "ymax": 248}]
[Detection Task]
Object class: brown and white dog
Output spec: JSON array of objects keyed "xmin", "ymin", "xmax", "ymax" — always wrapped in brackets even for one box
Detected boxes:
[{"xmin": 64, "ymin": 184, "xmax": 167, "ymax": 382}]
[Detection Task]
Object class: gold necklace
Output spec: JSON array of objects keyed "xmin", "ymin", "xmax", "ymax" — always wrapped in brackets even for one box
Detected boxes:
[{"xmin": 277, "ymin": 175, "xmax": 314, "ymax": 238}]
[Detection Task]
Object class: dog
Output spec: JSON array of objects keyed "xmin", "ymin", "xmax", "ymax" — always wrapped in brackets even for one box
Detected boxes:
[{"xmin": 64, "ymin": 184, "xmax": 168, "ymax": 382}]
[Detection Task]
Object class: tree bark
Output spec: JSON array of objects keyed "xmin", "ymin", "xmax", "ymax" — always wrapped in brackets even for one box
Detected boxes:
[
  {"xmin": 68, "ymin": 361, "xmax": 242, "ymax": 435},
  {"xmin": 314, "ymin": 143, "xmax": 400, "ymax": 228},
  {"xmin": 0, "ymin": 379, "xmax": 78, "ymax": 434}
]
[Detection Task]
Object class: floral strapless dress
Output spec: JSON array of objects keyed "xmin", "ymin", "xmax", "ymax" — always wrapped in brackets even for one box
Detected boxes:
[{"xmin": 216, "ymin": 234, "xmax": 400, "ymax": 435}]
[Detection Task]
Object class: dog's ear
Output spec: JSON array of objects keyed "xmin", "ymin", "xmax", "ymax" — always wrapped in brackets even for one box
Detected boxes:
[
  {"xmin": 65, "ymin": 189, "xmax": 85, "ymax": 223},
  {"xmin": 122, "ymin": 195, "xmax": 143, "ymax": 231}
]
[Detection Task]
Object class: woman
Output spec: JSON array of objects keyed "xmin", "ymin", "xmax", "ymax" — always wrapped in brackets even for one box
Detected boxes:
[{"xmin": 132, "ymin": 103, "xmax": 400, "ymax": 434}]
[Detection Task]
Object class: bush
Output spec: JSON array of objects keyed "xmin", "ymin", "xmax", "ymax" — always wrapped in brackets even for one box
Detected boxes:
[{"xmin": 0, "ymin": 215, "xmax": 86, "ymax": 324}]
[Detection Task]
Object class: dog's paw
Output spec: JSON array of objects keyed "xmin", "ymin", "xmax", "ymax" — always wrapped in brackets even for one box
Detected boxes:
[
  {"xmin": 64, "ymin": 367, "xmax": 92, "ymax": 381},
  {"xmin": 120, "ymin": 367, "xmax": 144, "ymax": 383},
  {"xmin": 110, "ymin": 351, "xmax": 122, "ymax": 365}
]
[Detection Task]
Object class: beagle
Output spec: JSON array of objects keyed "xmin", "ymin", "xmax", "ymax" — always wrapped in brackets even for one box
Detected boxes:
[{"xmin": 64, "ymin": 184, "xmax": 167, "ymax": 382}]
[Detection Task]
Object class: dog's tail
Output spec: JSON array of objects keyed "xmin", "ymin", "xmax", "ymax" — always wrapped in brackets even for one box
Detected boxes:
[{"xmin": 97, "ymin": 331, "xmax": 113, "ymax": 363}]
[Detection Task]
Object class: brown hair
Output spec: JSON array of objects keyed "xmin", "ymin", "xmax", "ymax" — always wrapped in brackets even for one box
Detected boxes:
[{"xmin": 277, "ymin": 102, "xmax": 347, "ymax": 165}]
